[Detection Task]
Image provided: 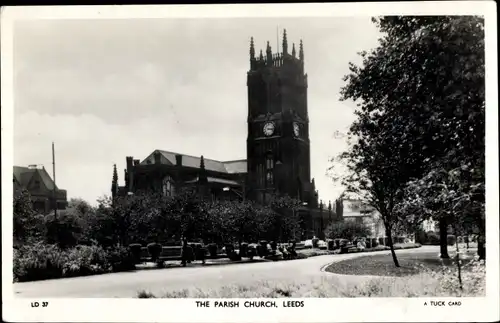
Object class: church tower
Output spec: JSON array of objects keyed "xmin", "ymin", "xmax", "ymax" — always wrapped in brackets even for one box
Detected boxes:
[{"xmin": 246, "ymin": 30, "xmax": 314, "ymax": 205}]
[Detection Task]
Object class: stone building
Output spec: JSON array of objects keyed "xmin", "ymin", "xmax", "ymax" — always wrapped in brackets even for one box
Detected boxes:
[
  {"xmin": 13, "ymin": 165, "xmax": 68, "ymax": 214},
  {"xmin": 113, "ymin": 30, "xmax": 331, "ymax": 239}
]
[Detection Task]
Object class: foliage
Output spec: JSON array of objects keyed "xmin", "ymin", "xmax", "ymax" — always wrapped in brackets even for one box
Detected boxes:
[
  {"xmin": 13, "ymin": 189, "xmax": 45, "ymax": 245},
  {"xmin": 63, "ymin": 245, "xmax": 109, "ymax": 277},
  {"xmin": 13, "ymin": 242, "xmax": 66, "ymax": 282},
  {"xmin": 324, "ymin": 221, "xmax": 372, "ymax": 241},
  {"xmin": 13, "ymin": 242, "xmax": 136, "ymax": 282},
  {"xmin": 333, "ymin": 16, "xmax": 485, "ymax": 266},
  {"xmin": 417, "ymin": 231, "xmax": 440, "ymax": 245},
  {"xmin": 106, "ymin": 246, "xmax": 136, "ymax": 272},
  {"xmin": 207, "ymin": 243, "xmax": 218, "ymax": 258},
  {"xmin": 129, "ymin": 244, "xmax": 143, "ymax": 264},
  {"xmin": 45, "ymin": 210, "xmax": 83, "ymax": 249},
  {"xmin": 147, "ymin": 243, "xmax": 162, "ymax": 262},
  {"xmin": 267, "ymin": 194, "xmax": 303, "ymax": 242}
]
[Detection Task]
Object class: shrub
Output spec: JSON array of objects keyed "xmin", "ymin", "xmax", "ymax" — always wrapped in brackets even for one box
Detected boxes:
[
  {"xmin": 181, "ymin": 245, "xmax": 194, "ymax": 263},
  {"xmin": 258, "ymin": 241, "xmax": 269, "ymax": 258},
  {"xmin": 416, "ymin": 230, "xmax": 428, "ymax": 244},
  {"xmin": 13, "ymin": 242, "xmax": 66, "ymax": 282},
  {"xmin": 193, "ymin": 244, "xmax": 206, "ymax": 262},
  {"xmin": 207, "ymin": 243, "xmax": 218, "ymax": 258},
  {"xmin": 129, "ymin": 244, "xmax": 143, "ymax": 264},
  {"xmin": 63, "ymin": 245, "xmax": 109, "ymax": 277},
  {"xmin": 147, "ymin": 243, "xmax": 162, "ymax": 262},
  {"xmin": 13, "ymin": 243, "xmax": 137, "ymax": 282},
  {"xmin": 239, "ymin": 243, "xmax": 249, "ymax": 257},
  {"xmin": 447, "ymin": 235, "xmax": 456, "ymax": 246},
  {"xmin": 107, "ymin": 246, "xmax": 135, "ymax": 272},
  {"xmin": 426, "ymin": 232, "xmax": 440, "ymax": 245}
]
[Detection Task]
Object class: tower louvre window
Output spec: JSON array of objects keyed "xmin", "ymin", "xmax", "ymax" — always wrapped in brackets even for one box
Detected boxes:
[{"xmin": 265, "ymin": 154, "xmax": 274, "ymax": 185}]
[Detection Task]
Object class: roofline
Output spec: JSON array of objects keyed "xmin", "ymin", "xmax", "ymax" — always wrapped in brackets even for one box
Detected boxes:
[
  {"xmin": 157, "ymin": 149, "xmax": 229, "ymax": 164},
  {"xmin": 222, "ymin": 159, "xmax": 247, "ymax": 163}
]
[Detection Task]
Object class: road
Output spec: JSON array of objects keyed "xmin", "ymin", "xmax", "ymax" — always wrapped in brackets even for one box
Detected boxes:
[{"xmin": 13, "ymin": 246, "xmax": 438, "ymax": 298}]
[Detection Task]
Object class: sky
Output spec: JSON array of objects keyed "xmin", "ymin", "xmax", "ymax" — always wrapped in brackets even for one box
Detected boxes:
[{"xmin": 13, "ymin": 17, "xmax": 381, "ymax": 205}]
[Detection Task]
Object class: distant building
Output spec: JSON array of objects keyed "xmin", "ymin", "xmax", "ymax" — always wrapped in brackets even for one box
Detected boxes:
[
  {"xmin": 114, "ymin": 151, "xmax": 247, "ymax": 202},
  {"xmin": 422, "ymin": 217, "xmax": 438, "ymax": 232},
  {"xmin": 13, "ymin": 165, "xmax": 68, "ymax": 214},
  {"xmin": 342, "ymin": 199, "xmax": 385, "ymax": 238},
  {"xmin": 113, "ymin": 30, "xmax": 331, "ymax": 240}
]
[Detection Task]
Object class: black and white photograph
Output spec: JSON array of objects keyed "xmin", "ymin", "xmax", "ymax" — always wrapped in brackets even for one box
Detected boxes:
[{"xmin": 2, "ymin": 2, "xmax": 498, "ymax": 322}]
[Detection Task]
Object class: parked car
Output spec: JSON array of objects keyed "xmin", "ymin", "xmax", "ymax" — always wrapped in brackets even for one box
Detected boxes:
[
  {"xmin": 303, "ymin": 240, "xmax": 313, "ymax": 248},
  {"xmin": 317, "ymin": 240, "xmax": 328, "ymax": 250}
]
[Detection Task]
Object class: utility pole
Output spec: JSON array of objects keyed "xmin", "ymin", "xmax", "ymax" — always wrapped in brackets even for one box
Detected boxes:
[{"xmin": 52, "ymin": 142, "xmax": 57, "ymax": 220}]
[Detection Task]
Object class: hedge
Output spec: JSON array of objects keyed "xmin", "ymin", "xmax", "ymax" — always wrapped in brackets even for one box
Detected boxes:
[{"xmin": 13, "ymin": 242, "xmax": 136, "ymax": 282}]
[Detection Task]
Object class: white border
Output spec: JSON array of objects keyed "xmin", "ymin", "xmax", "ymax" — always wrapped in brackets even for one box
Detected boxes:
[{"xmin": 1, "ymin": 2, "xmax": 498, "ymax": 322}]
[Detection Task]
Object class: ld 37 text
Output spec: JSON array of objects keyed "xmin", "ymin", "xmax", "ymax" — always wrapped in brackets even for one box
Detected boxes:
[{"xmin": 31, "ymin": 301, "xmax": 49, "ymax": 308}]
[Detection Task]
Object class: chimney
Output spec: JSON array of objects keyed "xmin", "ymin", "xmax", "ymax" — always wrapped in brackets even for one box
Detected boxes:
[
  {"xmin": 175, "ymin": 154, "xmax": 183, "ymax": 166},
  {"xmin": 154, "ymin": 151, "xmax": 161, "ymax": 164}
]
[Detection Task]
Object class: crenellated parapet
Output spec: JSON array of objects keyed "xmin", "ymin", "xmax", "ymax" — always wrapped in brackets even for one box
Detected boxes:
[{"xmin": 249, "ymin": 29, "xmax": 304, "ymax": 72}]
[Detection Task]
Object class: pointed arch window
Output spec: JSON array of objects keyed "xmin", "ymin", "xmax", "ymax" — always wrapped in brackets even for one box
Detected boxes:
[
  {"xmin": 162, "ymin": 175, "xmax": 175, "ymax": 197},
  {"xmin": 265, "ymin": 153, "xmax": 274, "ymax": 186}
]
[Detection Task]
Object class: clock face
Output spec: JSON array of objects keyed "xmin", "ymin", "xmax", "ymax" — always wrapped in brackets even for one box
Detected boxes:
[
  {"xmin": 263, "ymin": 122, "xmax": 275, "ymax": 136},
  {"xmin": 293, "ymin": 122, "xmax": 300, "ymax": 137}
]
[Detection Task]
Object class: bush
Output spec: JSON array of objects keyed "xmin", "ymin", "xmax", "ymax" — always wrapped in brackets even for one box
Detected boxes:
[
  {"xmin": 13, "ymin": 242, "xmax": 66, "ymax": 282},
  {"xmin": 258, "ymin": 241, "xmax": 269, "ymax": 258},
  {"xmin": 63, "ymin": 245, "xmax": 109, "ymax": 277},
  {"xmin": 426, "ymin": 232, "xmax": 440, "ymax": 245},
  {"xmin": 447, "ymin": 235, "xmax": 456, "ymax": 246},
  {"xmin": 129, "ymin": 244, "xmax": 143, "ymax": 264},
  {"xmin": 181, "ymin": 245, "xmax": 194, "ymax": 263},
  {"xmin": 107, "ymin": 246, "xmax": 135, "ymax": 272},
  {"xmin": 239, "ymin": 243, "xmax": 249, "ymax": 257},
  {"xmin": 13, "ymin": 243, "xmax": 133, "ymax": 282},
  {"xmin": 207, "ymin": 243, "xmax": 218, "ymax": 258},
  {"xmin": 147, "ymin": 243, "xmax": 162, "ymax": 262},
  {"xmin": 193, "ymin": 244, "xmax": 206, "ymax": 262}
]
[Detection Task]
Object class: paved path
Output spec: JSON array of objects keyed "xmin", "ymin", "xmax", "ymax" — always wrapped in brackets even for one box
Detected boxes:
[{"xmin": 13, "ymin": 246, "xmax": 438, "ymax": 298}]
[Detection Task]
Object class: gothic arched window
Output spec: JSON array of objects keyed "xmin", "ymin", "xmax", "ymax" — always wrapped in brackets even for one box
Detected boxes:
[
  {"xmin": 162, "ymin": 175, "xmax": 175, "ymax": 197},
  {"xmin": 265, "ymin": 154, "xmax": 274, "ymax": 185}
]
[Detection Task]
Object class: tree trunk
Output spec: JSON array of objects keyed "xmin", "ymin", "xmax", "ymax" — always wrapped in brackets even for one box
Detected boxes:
[
  {"xmin": 439, "ymin": 218, "xmax": 449, "ymax": 259},
  {"xmin": 477, "ymin": 235, "xmax": 486, "ymax": 260},
  {"xmin": 453, "ymin": 221, "xmax": 463, "ymax": 290},
  {"xmin": 385, "ymin": 227, "xmax": 400, "ymax": 267}
]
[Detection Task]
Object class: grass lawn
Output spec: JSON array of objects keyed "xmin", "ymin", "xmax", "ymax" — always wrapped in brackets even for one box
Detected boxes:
[
  {"xmin": 325, "ymin": 249, "xmax": 478, "ymax": 277},
  {"xmin": 137, "ymin": 247, "xmax": 484, "ymax": 298},
  {"xmin": 137, "ymin": 267, "xmax": 485, "ymax": 298}
]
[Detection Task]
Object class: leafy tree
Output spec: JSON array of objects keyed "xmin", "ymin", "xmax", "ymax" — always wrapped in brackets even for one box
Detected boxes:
[
  {"xmin": 268, "ymin": 194, "xmax": 302, "ymax": 242},
  {"xmin": 335, "ymin": 196, "xmax": 344, "ymax": 219},
  {"xmin": 324, "ymin": 220, "xmax": 371, "ymax": 242},
  {"xmin": 397, "ymin": 166, "xmax": 485, "ymax": 259},
  {"xmin": 336, "ymin": 16, "xmax": 485, "ymax": 266},
  {"xmin": 13, "ymin": 188, "xmax": 45, "ymax": 245}
]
